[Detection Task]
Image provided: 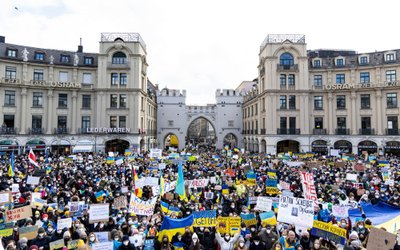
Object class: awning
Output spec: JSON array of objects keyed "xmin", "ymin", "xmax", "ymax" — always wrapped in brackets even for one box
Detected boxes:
[{"xmin": 72, "ymin": 145, "xmax": 93, "ymax": 153}]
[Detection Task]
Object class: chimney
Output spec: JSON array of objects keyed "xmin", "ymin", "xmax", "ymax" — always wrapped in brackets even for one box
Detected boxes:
[
  {"xmin": 0, "ymin": 36, "xmax": 5, "ymax": 43},
  {"xmin": 77, "ymin": 37, "xmax": 83, "ymax": 52}
]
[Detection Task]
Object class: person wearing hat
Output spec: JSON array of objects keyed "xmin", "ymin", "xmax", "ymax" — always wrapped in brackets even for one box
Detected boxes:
[
  {"xmin": 258, "ymin": 225, "xmax": 278, "ymax": 249},
  {"xmin": 30, "ymin": 227, "xmax": 49, "ymax": 250},
  {"xmin": 117, "ymin": 235, "xmax": 134, "ymax": 250},
  {"xmin": 249, "ymin": 235, "xmax": 265, "ymax": 250},
  {"xmin": 235, "ymin": 237, "xmax": 247, "ymax": 250},
  {"xmin": 17, "ymin": 237, "xmax": 28, "ymax": 250},
  {"xmin": 187, "ymin": 233, "xmax": 203, "ymax": 250}
]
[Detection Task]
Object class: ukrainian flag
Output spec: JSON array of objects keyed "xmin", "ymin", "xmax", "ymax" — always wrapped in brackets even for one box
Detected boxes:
[
  {"xmin": 167, "ymin": 206, "xmax": 181, "ymax": 215},
  {"xmin": 124, "ymin": 149, "xmax": 132, "ymax": 156},
  {"xmin": 260, "ymin": 211, "xmax": 277, "ymax": 226},
  {"xmin": 95, "ymin": 191, "xmax": 105, "ymax": 201},
  {"xmin": 378, "ymin": 160, "xmax": 390, "ymax": 167},
  {"xmin": 158, "ymin": 215, "xmax": 194, "ymax": 241},
  {"xmin": 160, "ymin": 175, "xmax": 165, "ymax": 197},
  {"xmin": 8, "ymin": 151, "xmax": 15, "ymax": 177},
  {"xmin": 175, "ymin": 161, "xmax": 187, "ymax": 202},
  {"xmin": 161, "ymin": 201, "xmax": 170, "ymax": 214},
  {"xmin": 106, "ymin": 157, "xmax": 115, "ymax": 164}
]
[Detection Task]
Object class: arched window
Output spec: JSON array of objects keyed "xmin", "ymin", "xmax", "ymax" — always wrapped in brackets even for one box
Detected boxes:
[
  {"xmin": 280, "ymin": 53, "xmax": 294, "ymax": 65},
  {"xmin": 112, "ymin": 52, "xmax": 126, "ymax": 64}
]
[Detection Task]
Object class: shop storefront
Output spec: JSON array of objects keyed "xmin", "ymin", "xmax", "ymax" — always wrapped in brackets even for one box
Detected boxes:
[
  {"xmin": 51, "ymin": 140, "xmax": 71, "ymax": 155},
  {"xmin": 311, "ymin": 140, "xmax": 328, "ymax": 154},
  {"xmin": 334, "ymin": 140, "xmax": 352, "ymax": 153},
  {"xmin": 0, "ymin": 140, "xmax": 19, "ymax": 155},
  {"xmin": 384, "ymin": 141, "xmax": 400, "ymax": 156},
  {"xmin": 358, "ymin": 140, "xmax": 378, "ymax": 155},
  {"xmin": 25, "ymin": 139, "xmax": 46, "ymax": 154}
]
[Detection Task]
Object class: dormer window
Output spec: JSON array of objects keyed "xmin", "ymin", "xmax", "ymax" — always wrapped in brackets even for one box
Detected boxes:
[
  {"xmin": 313, "ymin": 59, "xmax": 321, "ymax": 68},
  {"xmin": 84, "ymin": 57, "xmax": 93, "ymax": 65},
  {"xmin": 34, "ymin": 52, "xmax": 45, "ymax": 61},
  {"xmin": 359, "ymin": 56, "xmax": 368, "ymax": 65},
  {"xmin": 385, "ymin": 53, "xmax": 396, "ymax": 62},
  {"xmin": 60, "ymin": 54, "xmax": 70, "ymax": 63},
  {"xmin": 112, "ymin": 52, "xmax": 126, "ymax": 64},
  {"xmin": 6, "ymin": 48, "xmax": 17, "ymax": 58},
  {"xmin": 335, "ymin": 58, "xmax": 345, "ymax": 66}
]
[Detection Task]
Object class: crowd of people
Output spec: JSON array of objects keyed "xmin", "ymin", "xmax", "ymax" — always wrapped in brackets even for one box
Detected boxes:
[{"xmin": 0, "ymin": 146, "xmax": 399, "ymax": 250}]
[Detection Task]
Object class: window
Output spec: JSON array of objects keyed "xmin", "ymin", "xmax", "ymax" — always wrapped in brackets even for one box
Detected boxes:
[
  {"xmin": 111, "ymin": 73, "xmax": 118, "ymax": 85},
  {"xmin": 6, "ymin": 49, "xmax": 17, "ymax": 57},
  {"xmin": 5, "ymin": 66, "xmax": 16, "ymax": 79},
  {"xmin": 386, "ymin": 53, "xmax": 395, "ymax": 62},
  {"xmin": 337, "ymin": 117, "xmax": 346, "ymax": 129},
  {"xmin": 168, "ymin": 120, "xmax": 174, "ymax": 126},
  {"xmin": 359, "ymin": 56, "xmax": 368, "ymax": 65},
  {"xmin": 386, "ymin": 70, "xmax": 396, "ymax": 83},
  {"xmin": 313, "ymin": 60, "xmax": 321, "ymax": 67},
  {"xmin": 33, "ymin": 69, "xmax": 44, "ymax": 81},
  {"xmin": 360, "ymin": 72, "xmax": 370, "ymax": 83},
  {"xmin": 315, "ymin": 117, "xmax": 323, "ymax": 129},
  {"xmin": 57, "ymin": 116, "xmax": 67, "ymax": 129},
  {"xmin": 280, "ymin": 117, "xmax": 287, "ymax": 129},
  {"xmin": 361, "ymin": 117, "xmax": 371, "ymax": 129},
  {"xmin": 360, "ymin": 94, "xmax": 370, "ymax": 109},
  {"xmin": 119, "ymin": 94, "xmax": 127, "ymax": 108},
  {"xmin": 110, "ymin": 94, "xmax": 118, "ymax": 108},
  {"xmin": 59, "ymin": 72, "xmax": 68, "ymax": 82},
  {"xmin": 4, "ymin": 90, "xmax": 15, "ymax": 106},
  {"xmin": 387, "ymin": 116, "xmax": 398, "ymax": 130},
  {"xmin": 110, "ymin": 116, "xmax": 118, "ymax": 128},
  {"xmin": 120, "ymin": 73, "xmax": 127, "ymax": 85},
  {"xmin": 314, "ymin": 96, "xmax": 323, "ymax": 110},
  {"xmin": 3, "ymin": 115, "xmax": 14, "ymax": 128},
  {"xmin": 82, "ymin": 73, "xmax": 92, "ymax": 84},
  {"xmin": 82, "ymin": 95, "xmax": 91, "ymax": 109},
  {"xmin": 60, "ymin": 55, "xmax": 70, "ymax": 63},
  {"xmin": 81, "ymin": 116, "xmax": 91, "ymax": 130},
  {"xmin": 32, "ymin": 115, "xmax": 42, "ymax": 129},
  {"xmin": 58, "ymin": 94, "xmax": 68, "ymax": 108},
  {"xmin": 32, "ymin": 92, "xmax": 43, "ymax": 107},
  {"xmin": 336, "ymin": 58, "xmax": 344, "ymax": 66},
  {"xmin": 228, "ymin": 120, "xmax": 234, "ymax": 127},
  {"xmin": 112, "ymin": 52, "xmax": 127, "ymax": 64},
  {"xmin": 288, "ymin": 74, "xmax": 295, "ymax": 86},
  {"xmin": 387, "ymin": 93, "xmax": 398, "ymax": 108},
  {"xmin": 83, "ymin": 57, "xmax": 93, "ymax": 65},
  {"xmin": 289, "ymin": 117, "xmax": 296, "ymax": 129},
  {"xmin": 279, "ymin": 95, "xmax": 287, "ymax": 109},
  {"xmin": 119, "ymin": 116, "xmax": 126, "ymax": 127},
  {"xmin": 336, "ymin": 74, "xmax": 345, "ymax": 84},
  {"xmin": 280, "ymin": 74, "xmax": 286, "ymax": 86},
  {"xmin": 314, "ymin": 75, "xmax": 323, "ymax": 87},
  {"xmin": 279, "ymin": 53, "xmax": 294, "ymax": 65},
  {"xmin": 34, "ymin": 52, "xmax": 45, "ymax": 61},
  {"xmin": 289, "ymin": 95, "xmax": 296, "ymax": 109},
  {"xmin": 336, "ymin": 95, "xmax": 346, "ymax": 109}
]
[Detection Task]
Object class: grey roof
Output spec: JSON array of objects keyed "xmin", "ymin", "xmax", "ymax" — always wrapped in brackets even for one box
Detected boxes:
[{"xmin": 0, "ymin": 42, "xmax": 98, "ymax": 67}]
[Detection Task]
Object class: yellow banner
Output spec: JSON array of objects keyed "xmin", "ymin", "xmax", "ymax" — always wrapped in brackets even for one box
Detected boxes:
[
  {"xmin": 217, "ymin": 217, "xmax": 241, "ymax": 235},
  {"xmin": 266, "ymin": 187, "xmax": 279, "ymax": 194},
  {"xmin": 313, "ymin": 220, "xmax": 347, "ymax": 238}
]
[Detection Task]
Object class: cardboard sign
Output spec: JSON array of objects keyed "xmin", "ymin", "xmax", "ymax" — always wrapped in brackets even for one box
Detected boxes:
[
  {"xmin": 57, "ymin": 217, "xmax": 72, "ymax": 230},
  {"xmin": 67, "ymin": 240, "xmax": 79, "ymax": 249},
  {"xmin": 300, "ymin": 172, "xmax": 318, "ymax": 204},
  {"xmin": 334, "ymin": 162, "xmax": 346, "ymax": 168},
  {"xmin": 255, "ymin": 197, "xmax": 273, "ymax": 212},
  {"xmin": 50, "ymin": 239, "xmax": 64, "ymax": 250},
  {"xmin": 367, "ymin": 227, "xmax": 397, "ymax": 250},
  {"xmin": 19, "ymin": 226, "xmax": 38, "ymax": 240},
  {"xmin": 89, "ymin": 204, "xmax": 110, "ymax": 223},
  {"xmin": 128, "ymin": 194, "xmax": 157, "ymax": 216},
  {"xmin": 279, "ymin": 181, "xmax": 291, "ymax": 190},
  {"xmin": 187, "ymin": 179, "xmax": 209, "ymax": 188},
  {"xmin": 6, "ymin": 205, "xmax": 32, "ymax": 222},
  {"xmin": 192, "ymin": 210, "xmax": 217, "ymax": 227},
  {"xmin": 0, "ymin": 192, "xmax": 11, "ymax": 205},
  {"xmin": 121, "ymin": 186, "xmax": 129, "ymax": 193},
  {"xmin": 11, "ymin": 184, "xmax": 19, "ymax": 193},
  {"xmin": 27, "ymin": 176, "xmax": 41, "ymax": 185},
  {"xmin": 354, "ymin": 163, "xmax": 365, "ymax": 172},
  {"xmin": 277, "ymin": 196, "xmax": 314, "ymax": 228},
  {"xmin": 311, "ymin": 220, "xmax": 347, "ymax": 245},
  {"xmin": 95, "ymin": 232, "xmax": 110, "ymax": 243},
  {"xmin": 135, "ymin": 177, "xmax": 159, "ymax": 188},
  {"xmin": 216, "ymin": 216, "xmax": 241, "ymax": 235},
  {"xmin": 113, "ymin": 196, "xmax": 128, "ymax": 210}
]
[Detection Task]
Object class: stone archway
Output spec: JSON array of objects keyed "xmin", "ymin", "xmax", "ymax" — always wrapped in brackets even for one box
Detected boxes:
[
  {"xmin": 223, "ymin": 133, "xmax": 238, "ymax": 149},
  {"xmin": 164, "ymin": 133, "xmax": 179, "ymax": 150},
  {"xmin": 186, "ymin": 117, "xmax": 216, "ymax": 147},
  {"xmin": 334, "ymin": 140, "xmax": 352, "ymax": 154},
  {"xmin": 358, "ymin": 140, "xmax": 377, "ymax": 155},
  {"xmin": 261, "ymin": 139, "xmax": 266, "ymax": 153}
]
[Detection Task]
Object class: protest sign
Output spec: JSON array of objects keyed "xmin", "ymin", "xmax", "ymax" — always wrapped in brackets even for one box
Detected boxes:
[
  {"xmin": 57, "ymin": 217, "xmax": 72, "ymax": 230},
  {"xmin": 32, "ymin": 197, "xmax": 46, "ymax": 209},
  {"xmin": 210, "ymin": 177, "xmax": 217, "ymax": 184},
  {"xmin": 27, "ymin": 176, "xmax": 41, "ymax": 186},
  {"xmin": 50, "ymin": 239, "xmax": 64, "ymax": 250},
  {"xmin": 205, "ymin": 192, "xmax": 214, "ymax": 200},
  {"xmin": 266, "ymin": 187, "xmax": 279, "ymax": 194},
  {"xmin": 0, "ymin": 192, "xmax": 11, "ymax": 205},
  {"xmin": 115, "ymin": 158, "xmax": 124, "ymax": 165},
  {"xmin": 89, "ymin": 204, "xmax": 109, "ymax": 223},
  {"xmin": 6, "ymin": 205, "xmax": 32, "ymax": 222},
  {"xmin": 0, "ymin": 223, "xmax": 13, "ymax": 237},
  {"xmin": 136, "ymin": 177, "xmax": 159, "ymax": 188},
  {"xmin": 121, "ymin": 186, "xmax": 128, "ymax": 193},
  {"xmin": 248, "ymin": 196, "xmax": 258, "ymax": 205},
  {"xmin": 11, "ymin": 184, "xmax": 19, "ymax": 193},
  {"xmin": 95, "ymin": 232, "xmax": 110, "ymax": 242},
  {"xmin": 255, "ymin": 197, "xmax": 273, "ymax": 212},
  {"xmin": 246, "ymin": 172, "xmax": 256, "ymax": 186},
  {"xmin": 149, "ymin": 148, "xmax": 162, "ymax": 158},
  {"xmin": 92, "ymin": 242, "xmax": 114, "ymax": 250},
  {"xmin": 159, "ymin": 163, "xmax": 166, "ymax": 170},
  {"xmin": 300, "ymin": 172, "xmax": 318, "ymax": 203},
  {"xmin": 68, "ymin": 201, "xmax": 82, "ymax": 213},
  {"xmin": 367, "ymin": 227, "xmax": 397, "ymax": 250},
  {"xmin": 354, "ymin": 163, "xmax": 365, "ymax": 172},
  {"xmin": 287, "ymin": 161, "xmax": 305, "ymax": 167},
  {"xmin": 332, "ymin": 205, "xmax": 348, "ymax": 218},
  {"xmin": 165, "ymin": 193, "xmax": 174, "ymax": 201},
  {"xmin": 192, "ymin": 210, "xmax": 217, "ymax": 227},
  {"xmin": 143, "ymin": 239, "xmax": 155, "ymax": 250},
  {"xmin": 241, "ymin": 213, "xmax": 257, "ymax": 226},
  {"xmin": 113, "ymin": 196, "xmax": 128, "ymax": 210},
  {"xmin": 266, "ymin": 179, "xmax": 278, "ymax": 187},
  {"xmin": 216, "ymin": 217, "xmax": 241, "ymax": 235},
  {"xmin": 164, "ymin": 181, "xmax": 176, "ymax": 193},
  {"xmin": 260, "ymin": 211, "xmax": 277, "ymax": 226},
  {"xmin": 334, "ymin": 162, "xmax": 346, "ymax": 168},
  {"xmin": 67, "ymin": 240, "xmax": 79, "ymax": 249},
  {"xmin": 311, "ymin": 220, "xmax": 347, "ymax": 245},
  {"xmin": 279, "ymin": 181, "xmax": 291, "ymax": 190},
  {"xmin": 187, "ymin": 179, "xmax": 209, "ymax": 188},
  {"xmin": 277, "ymin": 196, "xmax": 314, "ymax": 228},
  {"xmin": 19, "ymin": 225, "xmax": 38, "ymax": 240},
  {"xmin": 346, "ymin": 173, "xmax": 358, "ymax": 181},
  {"xmin": 330, "ymin": 149, "xmax": 340, "ymax": 157},
  {"xmin": 130, "ymin": 235, "xmax": 145, "ymax": 247},
  {"xmin": 128, "ymin": 194, "xmax": 157, "ymax": 216}
]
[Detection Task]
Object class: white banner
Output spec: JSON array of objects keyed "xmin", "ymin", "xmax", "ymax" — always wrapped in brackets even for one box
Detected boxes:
[
  {"xmin": 135, "ymin": 177, "xmax": 159, "ymax": 188},
  {"xmin": 332, "ymin": 205, "xmax": 349, "ymax": 218},
  {"xmin": 277, "ymin": 196, "xmax": 314, "ymax": 228},
  {"xmin": 279, "ymin": 181, "xmax": 291, "ymax": 190},
  {"xmin": 254, "ymin": 197, "xmax": 272, "ymax": 212},
  {"xmin": 186, "ymin": 179, "xmax": 209, "ymax": 188},
  {"xmin": 128, "ymin": 194, "xmax": 157, "ymax": 216},
  {"xmin": 89, "ymin": 204, "xmax": 109, "ymax": 223},
  {"xmin": 286, "ymin": 161, "xmax": 305, "ymax": 167},
  {"xmin": 92, "ymin": 242, "xmax": 113, "ymax": 250},
  {"xmin": 346, "ymin": 173, "xmax": 358, "ymax": 181},
  {"xmin": 115, "ymin": 158, "xmax": 123, "ymax": 165},
  {"xmin": 57, "ymin": 218, "xmax": 72, "ymax": 230},
  {"xmin": 300, "ymin": 172, "xmax": 318, "ymax": 203},
  {"xmin": 27, "ymin": 176, "xmax": 40, "ymax": 185},
  {"xmin": 149, "ymin": 149, "xmax": 162, "ymax": 158}
]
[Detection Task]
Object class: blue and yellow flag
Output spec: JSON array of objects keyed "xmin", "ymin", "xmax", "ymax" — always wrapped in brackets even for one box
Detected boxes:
[
  {"xmin": 8, "ymin": 151, "xmax": 15, "ymax": 177},
  {"xmin": 158, "ymin": 215, "xmax": 193, "ymax": 241},
  {"xmin": 260, "ymin": 211, "xmax": 277, "ymax": 226},
  {"xmin": 175, "ymin": 161, "xmax": 187, "ymax": 201},
  {"xmin": 160, "ymin": 172, "xmax": 165, "ymax": 197},
  {"xmin": 160, "ymin": 200, "xmax": 170, "ymax": 214},
  {"xmin": 106, "ymin": 157, "xmax": 115, "ymax": 164}
]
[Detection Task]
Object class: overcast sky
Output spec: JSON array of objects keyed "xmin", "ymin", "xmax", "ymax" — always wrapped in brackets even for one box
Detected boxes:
[{"xmin": 1, "ymin": 0, "xmax": 398, "ymax": 105}]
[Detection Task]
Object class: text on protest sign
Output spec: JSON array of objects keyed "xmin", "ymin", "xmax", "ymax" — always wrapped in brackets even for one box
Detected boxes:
[
  {"xmin": 216, "ymin": 217, "xmax": 241, "ymax": 235},
  {"xmin": 149, "ymin": 149, "xmax": 162, "ymax": 158},
  {"xmin": 187, "ymin": 179, "xmax": 210, "ymax": 188},
  {"xmin": 27, "ymin": 176, "xmax": 40, "ymax": 185},
  {"xmin": 50, "ymin": 239, "xmax": 64, "ymax": 250},
  {"xmin": 277, "ymin": 196, "xmax": 314, "ymax": 228},
  {"xmin": 331, "ymin": 205, "xmax": 349, "ymax": 218},
  {"xmin": 89, "ymin": 204, "xmax": 110, "ymax": 223},
  {"xmin": 300, "ymin": 172, "xmax": 318, "ymax": 203},
  {"xmin": 19, "ymin": 226, "xmax": 38, "ymax": 240},
  {"xmin": 57, "ymin": 218, "xmax": 72, "ymax": 230},
  {"xmin": 192, "ymin": 210, "xmax": 217, "ymax": 227},
  {"xmin": 113, "ymin": 196, "xmax": 128, "ymax": 210},
  {"xmin": 6, "ymin": 205, "xmax": 32, "ymax": 222},
  {"xmin": 255, "ymin": 197, "xmax": 273, "ymax": 212},
  {"xmin": 0, "ymin": 192, "xmax": 11, "ymax": 205},
  {"xmin": 92, "ymin": 241, "xmax": 114, "ymax": 250},
  {"xmin": 128, "ymin": 194, "xmax": 157, "ymax": 216},
  {"xmin": 311, "ymin": 220, "xmax": 347, "ymax": 245}
]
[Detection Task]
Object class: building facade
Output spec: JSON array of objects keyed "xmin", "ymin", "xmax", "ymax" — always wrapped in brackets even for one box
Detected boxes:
[
  {"xmin": 243, "ymin": 34, "xmax": 400, "ymax": 155},
  {"xmin": 0, "ymin": 33, "xmax": 157, "ymax": 155},
  {"xmin": 157, "ymin": 88, "xmax": 243, "ymax": 150}
]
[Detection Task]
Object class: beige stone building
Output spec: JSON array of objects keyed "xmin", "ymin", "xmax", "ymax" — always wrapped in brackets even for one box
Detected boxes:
[
  {"xmin": 0, "ymin": 33, "xmax": 157, "ymax": 155},
  {"xmin": 242, "ymin": 34, "xmax": 400, "ymax": 155}
]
